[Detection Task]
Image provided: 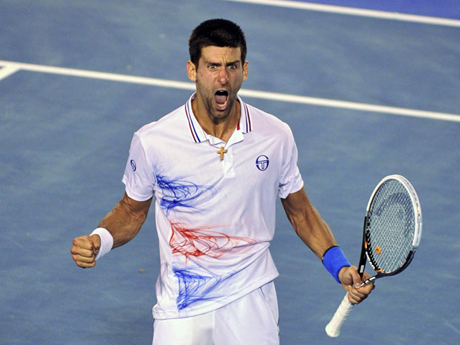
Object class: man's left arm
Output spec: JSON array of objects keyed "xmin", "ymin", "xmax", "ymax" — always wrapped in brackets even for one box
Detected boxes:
[{"xmin": 281, "ymin": 188, "xmax": 373, "ymax": 304}]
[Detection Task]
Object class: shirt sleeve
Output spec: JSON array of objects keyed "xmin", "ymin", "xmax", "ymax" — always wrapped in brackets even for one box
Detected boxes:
[
  {"xmin": 122, "ymin": 133, "xmax": 155, "ymax": 201},
  {"xmin": 278, "ymin": 125, "xmax": 304, "ymax": 199}
]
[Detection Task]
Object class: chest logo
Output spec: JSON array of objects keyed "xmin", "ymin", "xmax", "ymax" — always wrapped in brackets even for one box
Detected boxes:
[{"xmin": 255, "ymin": 155, "xmax": 269, "ymax": 171}]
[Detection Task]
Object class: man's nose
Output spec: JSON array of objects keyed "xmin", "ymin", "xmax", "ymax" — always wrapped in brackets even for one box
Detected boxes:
[{"xmin": 218, "ymin": 67, "xmax": 229, "ymax": 84}]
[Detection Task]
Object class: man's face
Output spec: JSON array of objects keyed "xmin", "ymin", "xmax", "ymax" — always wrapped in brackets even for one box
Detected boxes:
[{"xmin": 187, "ymin": 46, "xmax": 248, "ymax": 121}]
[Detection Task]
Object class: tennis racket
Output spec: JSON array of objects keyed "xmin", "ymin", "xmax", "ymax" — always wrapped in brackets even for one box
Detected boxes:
[{"xmin": 325, "ymin": 174, "xmax": 422, "ymax": 337}]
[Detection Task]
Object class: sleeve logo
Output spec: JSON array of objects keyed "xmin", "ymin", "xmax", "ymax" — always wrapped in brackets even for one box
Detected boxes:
[{"xmin": 130, "ymin": 159, "xmax": 137, "ymax": 172}]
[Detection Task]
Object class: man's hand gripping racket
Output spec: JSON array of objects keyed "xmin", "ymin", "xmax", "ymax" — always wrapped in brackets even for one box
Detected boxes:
[{"xmin": 325, "ymin": 175, "xmax": 422, "ymax": 337}]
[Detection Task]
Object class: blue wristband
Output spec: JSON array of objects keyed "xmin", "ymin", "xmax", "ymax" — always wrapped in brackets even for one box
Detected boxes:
[{"xmin": 322, "ymin": 246, "xmax": 351, "ymax": 284}]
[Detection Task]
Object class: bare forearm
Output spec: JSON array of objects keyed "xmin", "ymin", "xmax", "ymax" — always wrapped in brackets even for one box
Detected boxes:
[
  {"xmin": 310, "ymin": 205, "xmax": 337, "ymax": 249},
  {"xmin": 282, "ymin": 189, "xmax": 336, "ymax": 259},
  {"xmin": 293, "ymin": 208, "xmax": 336, "ymax": 258},
  {"xmin": 98, "ymin": 207, "xmax": 140, "ymax": 248},
  {"xmin": 98, "ymin": 193, "xmax": 152, "ymax": 248}
]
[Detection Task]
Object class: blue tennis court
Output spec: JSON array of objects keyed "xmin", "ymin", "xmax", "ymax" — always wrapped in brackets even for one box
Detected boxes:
[{"xmin": 1, "ymin": 1, "xmax": 459, "ymax": 344}]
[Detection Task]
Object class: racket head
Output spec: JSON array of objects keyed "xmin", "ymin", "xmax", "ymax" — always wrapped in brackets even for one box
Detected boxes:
[{"xmin": 364, "ymin": 175, "xmax": 422, "ymax": 277}]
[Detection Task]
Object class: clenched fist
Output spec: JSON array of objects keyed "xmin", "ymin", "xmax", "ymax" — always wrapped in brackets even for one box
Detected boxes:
[{"xmin": 70, "ymin": 235, "xmax": 101, "ymax": 268}]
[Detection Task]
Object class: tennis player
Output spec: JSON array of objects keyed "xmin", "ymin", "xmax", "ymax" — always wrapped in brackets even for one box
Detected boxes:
[{"xmin": 70, "ymin": 19, "xmax": 373, "ymax": 344}]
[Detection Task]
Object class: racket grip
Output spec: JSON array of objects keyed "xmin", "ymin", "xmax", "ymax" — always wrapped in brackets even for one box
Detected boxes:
[{"xmin": 325, "ymin": 294, "xmax": 354, "ymax": 337}]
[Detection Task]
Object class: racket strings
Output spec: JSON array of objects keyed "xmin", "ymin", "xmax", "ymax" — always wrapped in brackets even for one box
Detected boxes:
[{"xmin": 366, "ymin": 180, "xmax": 416, "ymax": 273}]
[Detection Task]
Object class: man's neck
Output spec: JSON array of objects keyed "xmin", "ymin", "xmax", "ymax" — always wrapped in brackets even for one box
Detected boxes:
[{"xmin": 192, "ymin": 99, "xmax": 241, "ymax": 143}]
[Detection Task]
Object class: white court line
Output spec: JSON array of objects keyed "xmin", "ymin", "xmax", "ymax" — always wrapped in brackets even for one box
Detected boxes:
[
  {"xmin": 0, "ymin": 65, "xmax": 21, "ymax": 80},
  {"xmin": 238, "ymin": 89, "xmax": 460, "ymax": 122},
  {"xmin": 1, "ymin": 60, "xmax": 459, "ymax": 123},
  {"xmin": 226, "ymin": 0, "xmax": 460, "ymax": 28},
  {"xmin": 0, "ymin": 60, "xmax": 195, "ymax": 91}
]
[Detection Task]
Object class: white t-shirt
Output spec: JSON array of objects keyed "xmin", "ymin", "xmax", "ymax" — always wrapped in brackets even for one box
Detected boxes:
[{"xmin": 122, "ymin": 93, "xmax": 304, "ymax": 319}]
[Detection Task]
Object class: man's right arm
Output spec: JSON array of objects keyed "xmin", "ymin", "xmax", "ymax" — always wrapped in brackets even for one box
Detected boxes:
[{"xmin": 70, "ymin": 192, "xmax": 152, "ymax": 268}]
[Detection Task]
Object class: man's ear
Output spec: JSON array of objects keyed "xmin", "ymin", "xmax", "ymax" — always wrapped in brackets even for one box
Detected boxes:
[
  {"xmin": 242, "ymin": 61, "xmax": 248, "ymax": 82},
  {"xmin": 187, "ymin": 60, "xmax": 197, "ymax": 82}
]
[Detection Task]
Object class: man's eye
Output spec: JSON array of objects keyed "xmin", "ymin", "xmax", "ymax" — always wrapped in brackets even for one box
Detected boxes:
[{"xmin": 208, "ymin": 64, "xmax": 217, "ymax": 70}]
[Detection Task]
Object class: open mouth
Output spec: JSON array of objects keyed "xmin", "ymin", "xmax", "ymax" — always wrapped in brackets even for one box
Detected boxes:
[{"xmin": 214, "ymin": 90, "xmax": 229, "ymax": 109}]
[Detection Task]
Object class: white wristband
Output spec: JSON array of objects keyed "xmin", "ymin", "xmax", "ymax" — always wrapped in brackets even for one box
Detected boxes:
[{"xmin": 90, "ymin": 227, "xmax": 114, "ymax": 260}]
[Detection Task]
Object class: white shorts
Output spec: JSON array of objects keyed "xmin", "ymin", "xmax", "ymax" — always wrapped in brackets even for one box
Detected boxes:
[{"xmin": 152, "ymin": 282, "xmax": 279, "ymax": 345}]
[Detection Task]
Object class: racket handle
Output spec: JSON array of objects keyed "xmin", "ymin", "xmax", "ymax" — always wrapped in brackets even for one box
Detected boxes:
[{"xmin": 325, "ymin": 294, "xmax": 354, "ymax": 337}]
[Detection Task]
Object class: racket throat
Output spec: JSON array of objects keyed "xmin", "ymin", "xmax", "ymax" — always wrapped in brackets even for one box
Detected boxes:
[{"xmin": 357, "ymin": 215, "xmax": 370, "ymax": 278}]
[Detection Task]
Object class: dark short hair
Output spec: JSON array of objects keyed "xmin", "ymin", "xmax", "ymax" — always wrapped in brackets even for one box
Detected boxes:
[{"xmin": 188, "ymin": 19, "xmax": 247, "ymax": 68}]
